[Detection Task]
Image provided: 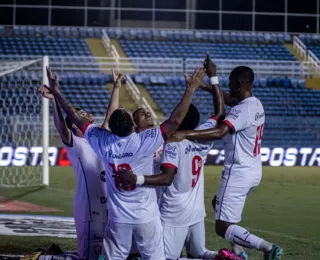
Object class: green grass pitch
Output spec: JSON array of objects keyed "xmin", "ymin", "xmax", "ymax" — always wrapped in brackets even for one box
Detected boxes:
[{"xmin": 1, "ymin": 166, "xmax": 320, "ymax": 259}]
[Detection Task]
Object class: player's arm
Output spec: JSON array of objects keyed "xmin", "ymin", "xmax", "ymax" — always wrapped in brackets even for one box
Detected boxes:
[
  {"xmin": 160, "ymin": 67, "xmax": 204, "ymax": 138},
  {"xmin": 46, "ymin": 67, "xmax": 89, "ymax": 131},
  {"xmin": 116, "ymin": 143, "xmax": 180, "ymax": 187},
  {"xmin": 200, "ymin": 86, "xmax": 237, "ymax": 107},
  {"xmin": 116, "ymin": 168, "xmax": 175, "ymax": 187},
  {"xmin": 203, "ymin": 55, "xmax": 225, "ymax": 122},
  {"xmin": 102, "ymin": 69, "xmax": 124, "ymax": 129},
  {"xmin": 37, "ymin": 71, "xmax": 72, "ymax": 145}
]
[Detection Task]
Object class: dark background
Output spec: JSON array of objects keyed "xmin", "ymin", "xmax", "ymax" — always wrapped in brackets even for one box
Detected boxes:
[{"xmin": 0, "ymin": 0, "xmax": 318, "ymax": 33}]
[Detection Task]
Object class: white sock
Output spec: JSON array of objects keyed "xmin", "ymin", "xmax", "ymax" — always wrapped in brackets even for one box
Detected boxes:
[
  {"xmin": 231, "ymin": 242, "xmax": 244, "ymax": 255},
  {"xmin": 202, "ymin": 250, "xmax": 218, "ymax": 259},
  {"xmin": 225, "ymin": 225, "xmax": 273, "ymax": 252}
]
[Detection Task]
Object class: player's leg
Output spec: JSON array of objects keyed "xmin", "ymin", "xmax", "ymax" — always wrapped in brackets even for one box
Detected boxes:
[
  {"xmin": 212, "ymin": 195, "xmax": 248, "ymax": 260},
  {"xmin": 215, "ymin": 185, "xmax": 283, "ymax": 259},
  {"xmin": 127, "ymin": 237, "xmax": 141, "ymax": 260},
  {"xmin": 132, "ymin": 217, "xmax": 166, "ymax": 260},
  {"xmin": 87, "ymin": 221, "xmax": 106, "ymax": 260},
  {"xmin": 74, "ymin": 220, "xmax": 90, "ymax": 259},
  {"xmin": 184, "ymin": 220, "xmax": 218, "ymax": 259},
  {"xmin": 102, "ymin": 220, "xmax": 133, "ymax": 260}
]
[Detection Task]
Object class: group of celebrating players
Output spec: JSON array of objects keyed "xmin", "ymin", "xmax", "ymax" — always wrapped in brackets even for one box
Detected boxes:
[{"xmin": 37, "ymin": 54, "xmax": 283, "ymax": 260}]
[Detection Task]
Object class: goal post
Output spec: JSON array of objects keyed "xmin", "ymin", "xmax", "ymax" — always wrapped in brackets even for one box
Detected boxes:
[
  {"xmin": 42, "ymin": 56, "xmax": 49, "ymax": 186},
  {"xmin": 0, "ymin": 56, "xmax": 49, "ymax": 187}
]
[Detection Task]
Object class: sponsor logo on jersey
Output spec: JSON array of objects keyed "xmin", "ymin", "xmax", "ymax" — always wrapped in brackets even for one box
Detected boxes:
[
  {"xmin": 185, "ymin": 144, "xmax": 209, "ymax": 154},
  {"xmin": 165, "ymin": 144, "xmax": 177, "ymax": 159},
  {"xmin": 104, "ymin": 150, "xmax": 133, "ymax": 159},
  {"xmin": 255, "ymin": 112, "xmax": 265, "ymax": 120},
  {"xmin": 92, "ymin": 211, "xmax": 100, "ymax": 216},
  {"xmin": 100, "ymin": 171, "xmax": 106, "ymax": 182},
  {"xmin": 228, "ymin": 108, "xmax": 241, "ymax": 120}
]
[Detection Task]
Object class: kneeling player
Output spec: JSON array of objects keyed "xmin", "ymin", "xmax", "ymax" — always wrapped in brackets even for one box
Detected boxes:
[{"xmin": 38, "ymin": 68, "xmax": 107, "ymax": 260}]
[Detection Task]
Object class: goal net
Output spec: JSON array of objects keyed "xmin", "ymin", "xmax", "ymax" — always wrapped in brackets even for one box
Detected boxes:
[{"xmin": 0, "ymin": 56, "xmax": 49, "ymax": 187}]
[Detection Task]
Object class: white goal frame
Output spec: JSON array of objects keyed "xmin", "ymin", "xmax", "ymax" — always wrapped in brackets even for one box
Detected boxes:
[{"xmin": 42, "ymin": 56, "xmax": 49, "ymax": 186}]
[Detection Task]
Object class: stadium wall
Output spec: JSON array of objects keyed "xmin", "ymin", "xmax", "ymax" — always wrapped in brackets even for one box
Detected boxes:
[{"xmin": 0, "ymin": 146, "xmax": 319, "ymax": 167}]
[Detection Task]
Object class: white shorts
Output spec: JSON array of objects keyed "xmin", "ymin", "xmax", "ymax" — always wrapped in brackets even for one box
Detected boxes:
[
  {"xmin": 163, "ymin": 220, "xmax": 207, "ymax": 259},
  {"xmin": 215, "ymin": 185, "xmax": 256, "ymax": 223},
  {"xmin": 75, "ymin": 220, "xmax": 106, "ymax": 260},
  {"xmin": 103, "ymin": 218, "xmax": 165, "ymax": 260}
]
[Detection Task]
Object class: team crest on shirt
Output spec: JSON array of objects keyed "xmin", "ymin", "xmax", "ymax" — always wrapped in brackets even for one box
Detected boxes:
[
  {"xmin": 144, "ymin": 128, "xmax": 156, "ymax": 138},
  {"xmin": 204, "ymin": 121, "xmax": 215, "ymax": 128},
  {"xmin": 88, "ymin": 127, "xmax": 100, "ymax": 138},
  {"xmin": 165, "ymin": 144, "xmax": 177, "ymax": 159}
]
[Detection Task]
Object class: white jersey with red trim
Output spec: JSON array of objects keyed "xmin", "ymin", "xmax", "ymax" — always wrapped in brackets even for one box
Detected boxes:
[
  {"xmin": 222, "ymin": 96, "xmax": 265, "ymax": 187},
  {"xmin": 64, "ymin": 132, "xmax": 107, "ymax": 223},
  {"xmin": 83, "ymin": 123, "xmax": 166, "ymax": 224},
  {"xmin": 153, "ymin": 145, "xmax": 165, "ymax": 203},
  {"xmin": 159, "ymin": 117, "xmax": 217, "ymax": 227}
]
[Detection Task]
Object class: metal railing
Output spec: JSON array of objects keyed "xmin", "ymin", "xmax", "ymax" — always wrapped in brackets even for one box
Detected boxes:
[{"xmin": 293, "ymin": 36, "xmax": 307, "ymax": 60}]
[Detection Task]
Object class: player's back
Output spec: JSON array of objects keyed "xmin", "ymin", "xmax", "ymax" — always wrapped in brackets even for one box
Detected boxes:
[
  {"xmin": 160, "ymin": 117, "xmax": 217, "ymax": 227},
  {"xmin": 84, "ymin": 124, "xmax": 166, "ymax": 224},
  {"xmin": 223, "ymin": 96, "xmax": 265, "ymax": 186},
  {"xmin": 64, "ymin": 133, "xmax": 107, "ymax": 223}
]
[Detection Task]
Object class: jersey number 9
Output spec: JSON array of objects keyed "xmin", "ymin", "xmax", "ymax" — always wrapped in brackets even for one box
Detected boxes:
[
  {"xmin": 192, "ymin": 156, "xmax": 203, "ymax": 187},
  {"xmin": 109, "ymin": 163, "xmax": 136, "ymax": 191}
]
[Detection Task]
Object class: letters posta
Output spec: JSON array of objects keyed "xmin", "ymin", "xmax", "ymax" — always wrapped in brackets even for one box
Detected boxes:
[{"xmin": 0, "ymin": 146, "xmax": 319, "ymax": 167}]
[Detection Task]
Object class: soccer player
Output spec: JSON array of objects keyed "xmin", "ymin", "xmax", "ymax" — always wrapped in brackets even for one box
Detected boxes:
[
  {"xmin": 115, "ymin": 59, "xmax": 241, "ymax": 260},
  {"xmin": 37, "ymin": 68, "xmax": 107, "ymax": 260},
  {"xmin": 47, "ymin": 66, "xmax": 205, "ymax": 260},
  {"xmin": 170, "ymin": 60, "xmax": 283, "ymax": 260}
]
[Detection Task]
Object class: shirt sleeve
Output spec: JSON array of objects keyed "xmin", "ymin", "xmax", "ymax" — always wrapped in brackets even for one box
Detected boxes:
[
  {"xmin": 195, "ymin": 116, "xmax": 217, "ymax": 131},
  {"xmin": 161, "ymin": 142, "xmax": 180, "ymax": 173},
  {"xmin": 223, "ymin": 104, "xmax": 250, "ymax": 134},
  {"xmin": 83, "ymin": 123, "xmax": 111, "ymax": 157},
  {"xmin": 140, "ymin": 124, "xmax": 166, "ymax": 156}
]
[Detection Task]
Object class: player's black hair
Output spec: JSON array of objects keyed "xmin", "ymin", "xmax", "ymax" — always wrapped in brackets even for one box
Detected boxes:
[
  {"xmin": 109, "ymin": 108, "xmax": 134, "ymax": 137},
  {"xmin": 177, "ymin": 104, "xmax": 200, "ymax": 131},
  {"xmin": 65, "ymin": 108, "xmax": 81, "ymax": 130},
  {"xmin": 231, "ymin": 66, "xmax": 254, "ymax": 85}
]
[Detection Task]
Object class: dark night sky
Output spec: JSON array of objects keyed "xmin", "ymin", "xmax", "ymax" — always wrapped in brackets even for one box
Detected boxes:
[{"xmin": 0, "ymin": 0, "xmax": 318, "ymax": 33}]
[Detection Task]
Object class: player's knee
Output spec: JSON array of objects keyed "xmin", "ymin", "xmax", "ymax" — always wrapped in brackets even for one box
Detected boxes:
[{"xmin": 215, "ymin": 220, "xmax": 229, "ymax": 238}]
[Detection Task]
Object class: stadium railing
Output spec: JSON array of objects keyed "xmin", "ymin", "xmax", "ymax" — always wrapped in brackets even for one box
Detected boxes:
[{"xmin": 293, "ymin": 36, "xmax": 307, "ymax": 60}]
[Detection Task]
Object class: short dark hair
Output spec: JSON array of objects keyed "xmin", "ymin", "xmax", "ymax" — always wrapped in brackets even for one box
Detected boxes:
[
  {"xmin": 231, "ymin": 66, "xmax": 254, "ymax": 85},
  {"xmin": 109, "ymin": 109, "xmax": 134, "ymax": 137},
  {"xmin": 177, "ymin": 104, "xmax": 200, "ymax": 131},
  {"xmin": 65, "ymin": 108, "xmax": 81, "ymax": 130}
]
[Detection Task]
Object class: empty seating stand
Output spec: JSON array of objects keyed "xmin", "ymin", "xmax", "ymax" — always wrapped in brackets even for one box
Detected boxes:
[
  {"xmin": 135, "ymin": 75, "xmax": 320, "ymax": 148},
  {"xmin": 0, "ymin": 37, "xmax": 92, "ymax": 56}
]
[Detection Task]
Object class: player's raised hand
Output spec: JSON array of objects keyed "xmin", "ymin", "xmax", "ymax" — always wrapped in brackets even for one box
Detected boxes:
[
  {"xmin": 114, "ymin": 169, "xmax": 137, "ymax": 187},
  {"xmin": 36, "ymin": 84, "xmax": 54, "ymax": 100},
  {"xmin": 46, "ymin": 66, "xmax": 60, "ymax": 94},
  {"xmin": 203, "ymin": 53, "xmax": 217, "ymax": 77},
  {"xmin": 184, "ymin": 67, "xmax": 206, "ymax": 91},
  {"xmin": 112, "ymin": 69, "xmax": 124, "ymax": 89}
]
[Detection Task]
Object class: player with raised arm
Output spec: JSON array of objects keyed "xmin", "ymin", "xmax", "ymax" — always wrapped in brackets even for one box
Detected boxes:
[
  {"xmin": 37, "ymin": 68, "xmax": 107, "ymax": 260},
  {"xmin": 170, "ymin": 60, "xmax": 283, "ymax": 260},
  {"xmin": 47, "ymin": 66, "xmax": 205, "ymax": 260},
  {"xmin": 116, "ymin": 57, "xmax": 242, "ymax": 260}
]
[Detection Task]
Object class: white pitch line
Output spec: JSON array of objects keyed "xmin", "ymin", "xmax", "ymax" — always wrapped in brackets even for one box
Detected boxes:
[{"xmin": 205, "ymin": 218, "xmax": 320, "ymax": 245}]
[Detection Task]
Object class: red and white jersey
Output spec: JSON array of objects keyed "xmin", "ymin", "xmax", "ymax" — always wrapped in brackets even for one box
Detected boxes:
[
  {"xmin": 222, "ymin": 96, "xmax": 265, "ymax": 187},
  {"xmin": 64, "ymin": 132, "xmax": 107, "ymax": 223},
  {"xmin": 83, "ymin": 123, "xmax": 166, "ymax": 224},
  {"xmin": 160, "ymin": 117, "xmax": 217, "ymax": 227}
]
